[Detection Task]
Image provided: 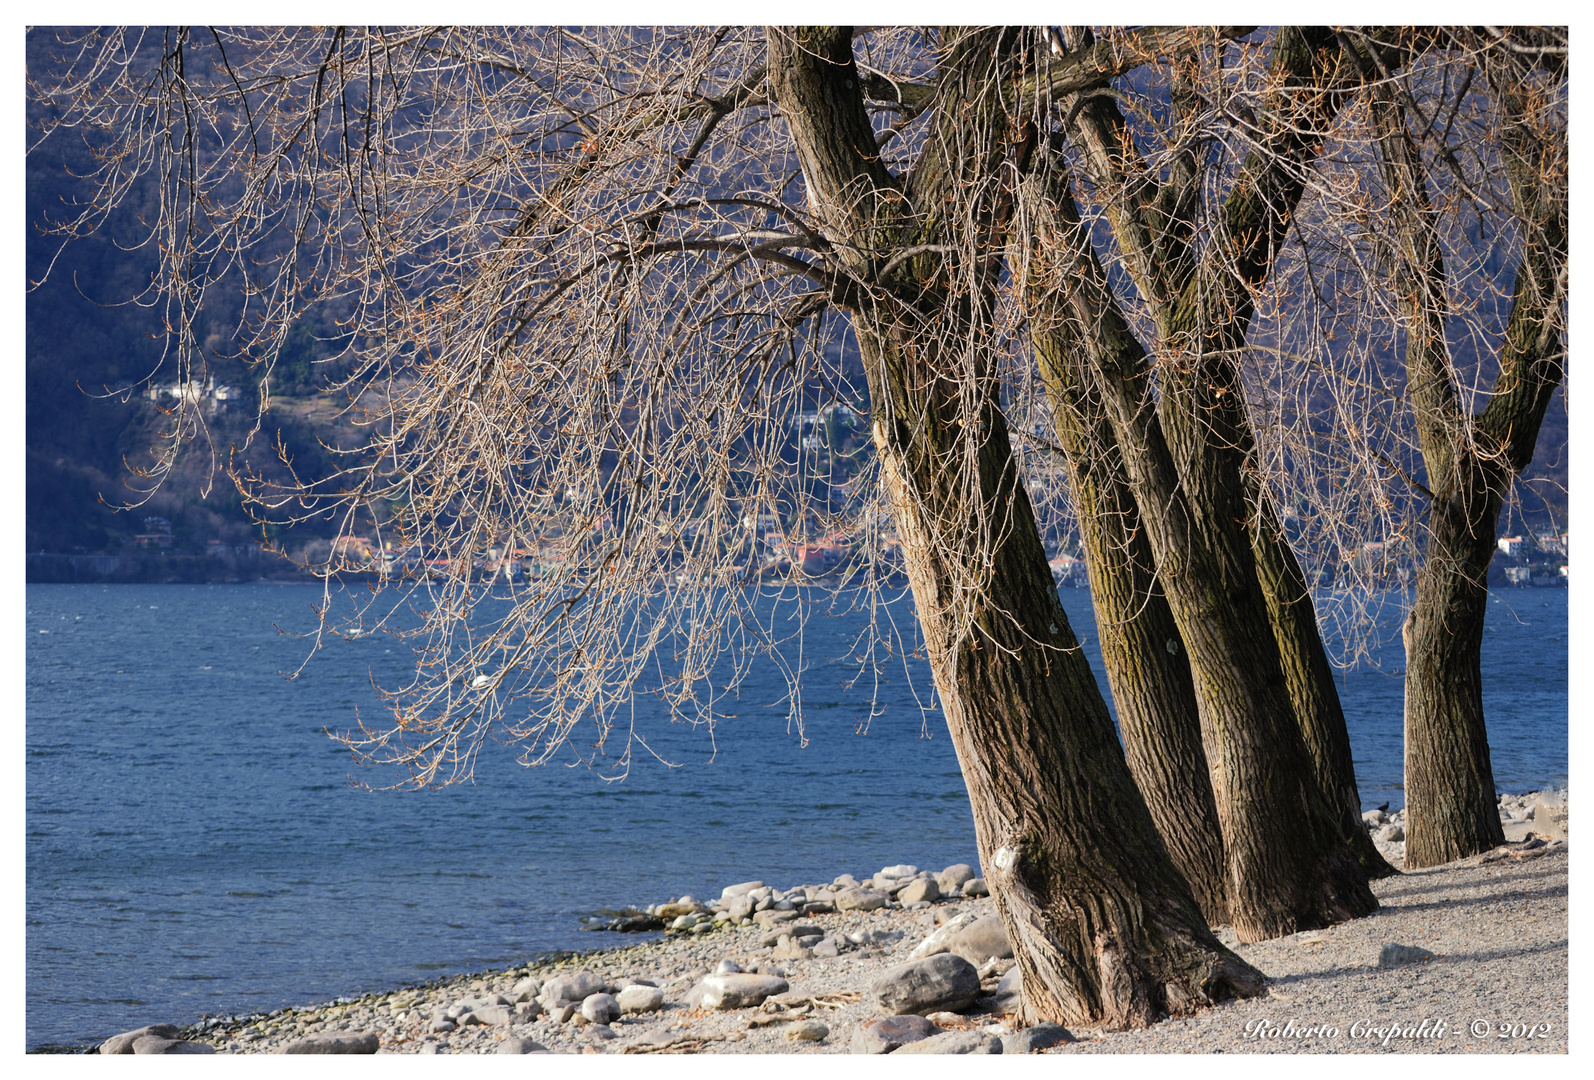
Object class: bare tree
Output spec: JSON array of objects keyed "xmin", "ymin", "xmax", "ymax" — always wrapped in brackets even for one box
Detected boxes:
[
  {"xmin": 32, "ymin": 23, "xmax": 1275, "ymax": 1029},
  {"xmin": 1008, "ymin": 23, "xmax": 1563, "ymax": 919},
  {"xmin": 765, "ymin": 25, "xmax": 1271, "ymax": 1027},
  {"xmin": 1242, "ymin": 27, "xmax": 1568, "ymax": 866},
  {"xmin": 29, "ymin": 23, "xmax": 1567, "ymax": 1026}
]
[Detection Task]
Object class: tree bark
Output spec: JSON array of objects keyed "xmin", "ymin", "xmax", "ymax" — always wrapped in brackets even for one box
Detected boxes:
[
  {"xmin": 1094, "ymin": 299, "xmax": 1377, "ymax": 942},
  {"xmin": 1055, "ymin": 27, "xmax": 1379, "ymax": 937},
  {"xmin": 1015, "ymin": 174, "xmax": 1230, "ymax": 926},
  {"xmin": 1402, "ymin": 506, "xmax": 1507, "ymax": 866},
  {"xmin": 767, "ymin": 25, "xmax": 1264, "ymax": 1027},
  {"xmin": 1039, "ymin": 136, "xmax": 1375, "ymax": 939},
  {"xmin": 1246, "ymin": 462, "xmax": 1399, "ymax": 879}
]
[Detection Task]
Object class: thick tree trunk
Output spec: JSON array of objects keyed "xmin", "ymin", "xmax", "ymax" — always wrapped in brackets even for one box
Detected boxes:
[
  {"xmin": 767, "ymin": 26, "xmax": 1265, "ymax": 1027},
  {"xmin": 1129, "ymin": 380, "xmax": 1377, "ymax": 941},
  {"xmin": 869, "ymin": 332, "xmax": 1262, "ymax": 1026},
  {"xmin": 1399, "ymin": 265, "xmax": 1562, "ymax": 868},
  {"xmin": 1402, "ymin": 479, "xmax": 1506, "ymax": 866},
  {"xmin": 1017, "ymin": 177, "xmax": 1229, "ymax": 925},
  {"xmin": 1042, "ymin": 371, "xmax": 1231, "ymax": 925}
]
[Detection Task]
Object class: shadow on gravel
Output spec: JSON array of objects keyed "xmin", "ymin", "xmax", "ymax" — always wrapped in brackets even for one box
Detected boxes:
[
  {"xmin": 1259, "ymin": 938, "xmax": 1569, "ymax": 990},
  {"xmin": 1374, "ymin": 860, "xmax": 1565, "ymax": 902},
  {"xmin": 1381, "ymin": 881, "xmax": 1566, "ymax": 916},
  {"xmin": 1423, "ymin": 938, "xmax": 1568, "ymax": 966}
]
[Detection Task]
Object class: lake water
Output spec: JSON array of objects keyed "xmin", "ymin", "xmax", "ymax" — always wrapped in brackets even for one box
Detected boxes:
[{"xmin": 25, "ymin": 583, "xmax": 1567, "ymax": 1050}]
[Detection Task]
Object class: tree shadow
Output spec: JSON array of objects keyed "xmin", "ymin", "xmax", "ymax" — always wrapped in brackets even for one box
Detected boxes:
[
  {"xmin": 1386, "ymin": 881, "xmax": 1565, "ymax": 916},
  {"xmin": 1374, "ymin": 860, "xmax": 1566, "ymax": 903},
  {"xmin": 1377, "ymin": 872, "xmax": 1562, "ymax": 917},
  {"xmin": 1262, "ymin": 938, "xmax": 1569, "ymax": 990}
]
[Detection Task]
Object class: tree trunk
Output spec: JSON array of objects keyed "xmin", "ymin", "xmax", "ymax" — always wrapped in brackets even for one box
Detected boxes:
[
  {"xmin": 871, "ymin": 331, "xmax": 1262, "ymax": 1026},
  {"xmin": 767, "ymin": 25, "xmax": 1265, "ymax": 1027},
  {"xmin": 1402, "ymin": 484, "xmax": 1506, "ymax": 866},
  {"xmin": 1246, "ymin": 466, "xmax": 1399, "ymax": 879},
  {"xmin": 1052, "ymin": 28, "xmax": 1381, "ymax": 937},
  {"xmin": 1399, "ymin": 261, "xmax": 1562, "ymax": 869},
  {"xmin": 1016, "ymin": 175, "xmax": 1230, "ymax": 925},
  {"xmin": 1125, "ymin": 360, "xmax": 1378, "ymax": 941},
  {"xmin": 1039, "ymin": 354, "xmax": 1232, "ymax": 926}
]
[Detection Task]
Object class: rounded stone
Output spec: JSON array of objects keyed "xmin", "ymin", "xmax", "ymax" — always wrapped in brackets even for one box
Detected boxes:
[
  {"xmin": 580, "ymin": 993, "xmax": 620, "ymax": 1024},
  {"xmin": 275, "ymin": 1031, "xmax": 381, "ymax": 1054},
  {"xmin": 617, "ymin": 984, "xmax": 664, "ymax": 1014},
  {"xmin": 871, "ymin": 953, "xmax": 982, "ymax": 1016},
  {"xmin": 835, "ymin": 887, "xmax": 888, "ymax": 912},
  {"xmin": 784, "ymin": 1020, "xmax": 830, "ymax": 1043}
]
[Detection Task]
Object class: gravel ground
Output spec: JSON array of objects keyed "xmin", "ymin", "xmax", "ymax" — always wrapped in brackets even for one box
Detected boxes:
[
  {"xmin": 1065, "ymin": 844, "xmax": 1569, "ymax": 1054},
  {"xmin": 111, "ymin": 799, "xmax": 1568, "ymax": 1057}
]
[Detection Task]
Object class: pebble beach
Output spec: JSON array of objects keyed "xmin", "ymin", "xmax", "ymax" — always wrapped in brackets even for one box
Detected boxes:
[{"xmin": 87, "ymin": 791, "xmax": 1568, "ymax": 1056}]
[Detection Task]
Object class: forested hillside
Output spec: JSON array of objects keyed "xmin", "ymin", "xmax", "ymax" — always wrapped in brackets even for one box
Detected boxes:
[
  {"xmin": 27, "ymin": 46, "xmax": 358, "ymax": 562},
  {"xmin": 25, "ymin": 29, "xmax": 1567, "ymax": 571}
]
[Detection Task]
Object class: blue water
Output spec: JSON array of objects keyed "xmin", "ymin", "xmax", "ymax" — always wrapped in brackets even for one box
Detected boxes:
[{"xmin": 25, "ymin": 583, "xmax": 1567, "ymax": 1050}]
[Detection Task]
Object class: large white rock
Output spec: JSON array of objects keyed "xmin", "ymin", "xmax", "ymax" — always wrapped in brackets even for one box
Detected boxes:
[
  {"xmin": 617, "ymin": 984, "xmax": 665, "ymax": 1014},
  {"xmin": 835, "ymin": 887, "xmax": 888, "ymax": 912},
  {"xmin": 949, "ymin": 914, "xmax": 1013, "ymax": 966},
  {"xmin": 1532, "ymin": 798, "xmax": 1568, "ymax": 841},
  {"xmin": 463, "ymin": 1004, "xmax": 514, "ymax": 1025},
  {"xmin": 937, "ymin": 863, "xmax": 976, "ymax": 893},
  {"xmin": 539, "ymin": 970, "xmax": 607, "ymax": 1006},
  {"xmin": 132, "ymin": 1037, "xmax": 216, "ymax": 1055},
  {"xmin": 699, "ymin": 972, "xmax": 789, "ymax": 1010},
  {"xmin": 719, "ymin": 879, "xmax": 765, "ymax": 902},
  {"xmin": 909, "ymin": 912, "xmax": 979, "ymax": 959},
  {"xmin": 275, "ymin": 1031, "xmax": 380, "ymax": 1054},
  {"xmin": 100, "ymin": 1025, "xmax": 182, "ymax": 1055},
  {"xmin": 580, "ymin": 993, "xmax": 620, "ymax": 1024}
]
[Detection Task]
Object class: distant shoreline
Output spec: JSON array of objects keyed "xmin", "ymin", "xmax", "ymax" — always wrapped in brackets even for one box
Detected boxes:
[{"xmin": 26, "ymin": 553, "xmax": 1569, "ymax": 591}]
